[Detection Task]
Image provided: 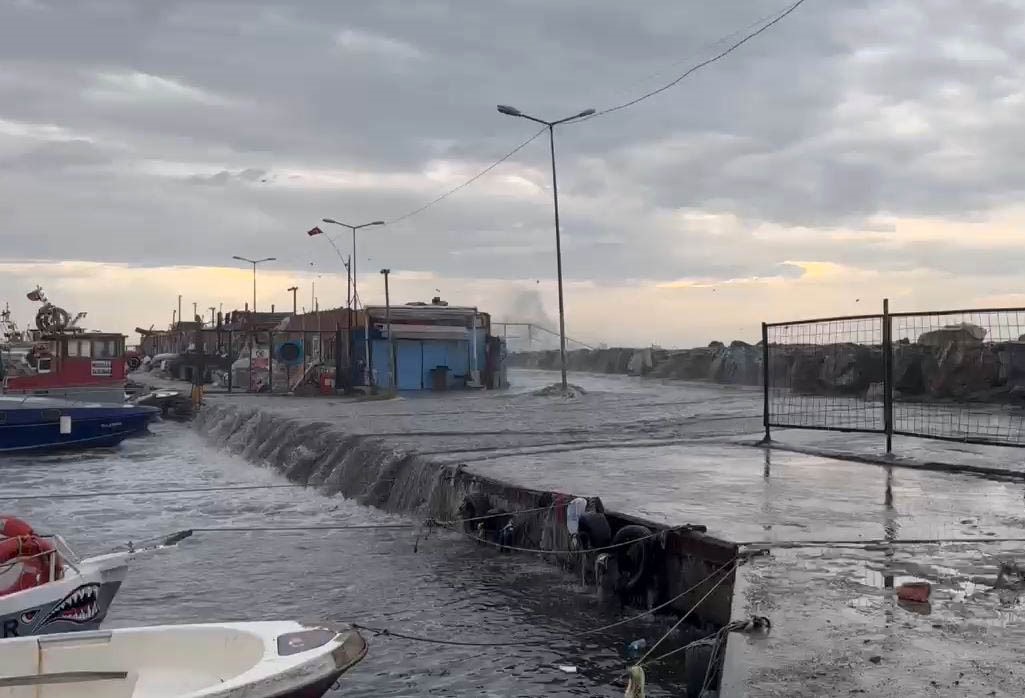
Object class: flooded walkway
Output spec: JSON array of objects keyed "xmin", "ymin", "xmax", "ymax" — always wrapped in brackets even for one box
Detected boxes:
[{"xmin": 192, "ymin": 368, "xmax": 1025, "ymax": 695}]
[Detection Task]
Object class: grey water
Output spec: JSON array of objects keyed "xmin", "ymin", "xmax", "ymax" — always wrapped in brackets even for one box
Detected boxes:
[{"xmin": 0, "ymin": 421, "xmax": 689, "ymax": 697}]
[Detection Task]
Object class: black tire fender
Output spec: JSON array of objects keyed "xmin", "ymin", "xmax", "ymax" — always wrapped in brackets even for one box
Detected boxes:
[
  {"xmin": 577, "ymin": 512, "xmax": 612, "ymax": 550},
  {"xmin": 612, "ymin": 524, "xmax": 652, "ymax": 592},
  {"xmin": 458, "ymin": 493, "xmax": 492, "ymax": 533}
]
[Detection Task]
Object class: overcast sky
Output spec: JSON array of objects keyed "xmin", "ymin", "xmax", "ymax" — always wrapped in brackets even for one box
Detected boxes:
[{"xmin": 3, "ymin": 0, "xmax": 1025, "ymax": 347}]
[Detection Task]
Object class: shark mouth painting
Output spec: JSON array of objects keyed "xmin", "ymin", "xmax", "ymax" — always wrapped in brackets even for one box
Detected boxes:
[{"xmin": 39, "ymin": 583, "xmax": 101, "ymax": 627}]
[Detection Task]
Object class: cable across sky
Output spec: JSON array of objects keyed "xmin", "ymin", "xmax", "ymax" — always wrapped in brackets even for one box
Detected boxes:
[{"xmin": 382, "ymin": 0, "xmax": 808, "ymax": 227}]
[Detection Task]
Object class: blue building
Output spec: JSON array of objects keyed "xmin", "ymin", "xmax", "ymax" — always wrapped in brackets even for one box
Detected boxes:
[{"xmin": 360, "ymin": 302, "xmax": 503, "ymax": 391}]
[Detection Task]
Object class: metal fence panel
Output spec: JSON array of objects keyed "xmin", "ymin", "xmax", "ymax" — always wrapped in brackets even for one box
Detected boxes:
[
  {"xmin": 765, "ymin": 315, "xmax": 885, "ymax": 434},
  {"xmin": 891, "ymin": 308, "xmax": 1025, "ymax": 446},
  {"xmin": 764, "ymin": 303, "xmax": 1025, "ymax": 449}
]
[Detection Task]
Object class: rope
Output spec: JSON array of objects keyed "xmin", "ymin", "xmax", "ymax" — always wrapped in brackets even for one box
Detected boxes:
[
  {"xmin": 580, "ymin": 558, "xmax": 737, "ymax": 636},
  {"xmin": 349, "ymin": 558, "xmax": 738, "ymax": 649},
  {"xmin": 435, "ymin": 521, "xmax": 704, "ymax": 556},
  {"xmin": 740, "ymin": 537, "xmax": 1025, "ymax": 549},
  {"xmin": 191, "ymin": 524, "xmax": 418, "ymax": 532},
  {"xmin": 0, "ymin": 483, "xmax": 304, "ymax": 502},
  {"xmin": 635, "ymin": 560, "xmax": 738, "ymax": 667},
  {"xmin": 352, "ymin": 623, "xmax": 551, "ymax": 647}
]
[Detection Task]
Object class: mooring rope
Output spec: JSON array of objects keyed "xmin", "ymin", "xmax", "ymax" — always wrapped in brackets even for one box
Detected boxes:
[
  {"xmin": 434, "ymin": 520, "xmax": 706, "ymax": 556},
  {"xmin": 635, "ymin": 560, "xmax": 738, "ymax": 667},
  {"xmin": 349, "ymin": 557, "xmax": 738, "ymax": 648},
  {"xmin": 0, "ymin": 483, "xmax": 304, "ymax": 501},
  {"xmin": 739, "ymin": 537, "xmax": 1025, "ymax": 549}
]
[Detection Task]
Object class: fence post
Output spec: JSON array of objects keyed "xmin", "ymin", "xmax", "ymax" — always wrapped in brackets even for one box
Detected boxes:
[
  {"xmin": 883, "ymin": 298, "xmax": 893, "ymax": 454},
  {"xmin": 227, "ymin": 330, "xmax": 233, "ymax": 394},
  {"xmin": 761, "ymin": 322, "xmax": 771, "ymax": 443},
  {"xmin": 268, "ymin": 331, "xmax": 274, "ymax": 394}
]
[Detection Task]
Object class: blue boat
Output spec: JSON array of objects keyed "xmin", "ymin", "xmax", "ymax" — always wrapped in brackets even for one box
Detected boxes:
[{"xmin": 0, "ymin": 396, "xmax": 159, "ymax": 454}]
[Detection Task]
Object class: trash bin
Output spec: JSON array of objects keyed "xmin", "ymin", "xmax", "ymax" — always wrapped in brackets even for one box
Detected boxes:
[{"xmin": 429, "ymin": 366, "xmax": 450, "ymax": 391}]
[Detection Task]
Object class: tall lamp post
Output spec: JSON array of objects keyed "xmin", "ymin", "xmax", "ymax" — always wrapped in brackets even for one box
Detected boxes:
[
  {"xmin": 496, "ymin": 104, "xmax": 594, "ymax": 392},
  {"xmin": 380, "ymin": 268, "xmax": 395, "ymax": 391},
  {"xmin": 313, "ymin": 219, "xmax": 385, "ymax": 386},
  {"xmin": 287, "ymin": 286, "xmax": 298, "ymax": 315},
  {"xmin": 231, "ymin": 256, "xmax": 276, "ymax": 313}
]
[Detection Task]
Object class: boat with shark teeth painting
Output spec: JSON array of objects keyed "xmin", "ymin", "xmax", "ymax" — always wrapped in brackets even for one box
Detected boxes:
[{"xmin": 0, "ymin": 517, "xmax": 186, "ymax": 639}]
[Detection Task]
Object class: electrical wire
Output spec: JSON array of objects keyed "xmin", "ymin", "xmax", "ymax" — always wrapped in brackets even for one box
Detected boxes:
[
  {"xmin": 582, "ymin": 0, "xmax": 809, "ymax": 121},
  {"xmin": 386, "ymin": 127, "xmax": 547, "ymax": 226},
  {"xmin": 0, "ymin": 483, "xmax": 303, "ymax": 502}
]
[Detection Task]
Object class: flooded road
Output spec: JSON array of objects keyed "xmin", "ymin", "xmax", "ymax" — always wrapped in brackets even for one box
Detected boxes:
[{"xmin": 1, "ymin": 421, "xmax": 693, "ymax": 697}]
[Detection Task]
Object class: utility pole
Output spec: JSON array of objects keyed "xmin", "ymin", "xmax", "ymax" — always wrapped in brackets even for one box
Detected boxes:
[
  {"xmin": 497, "ymin": 104, "xmax": 594, "ymax": 393},
  {"xmin": 232, "ymin": 256, "xmax": 276, "ymax": 313},
  {"xmin": 192, "ymin": 302, "xmax": 198, "ymax": 322},
  {"xmin": 287, "ymin": 286, "xmax": 298, "ymax": 315},
  {"xmin": 177, "ymin": 295, "xmax": 182, "ymax": 328},
  {"xmin": 172, "ymin": 309, "xmax": 177, "ymax": 328},
  {"xmin": 208, "ymin": 307, "xmax": 216, "ymax": 327},
  {"xmin": 381, "ymin": 268, "xmax": 395, "ymax": 391}
]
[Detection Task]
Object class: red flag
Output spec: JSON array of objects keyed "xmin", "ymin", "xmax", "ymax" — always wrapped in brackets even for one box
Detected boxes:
[{"xmin": 307, "ymin": 226, "xmax": 324, "ymax": 237}]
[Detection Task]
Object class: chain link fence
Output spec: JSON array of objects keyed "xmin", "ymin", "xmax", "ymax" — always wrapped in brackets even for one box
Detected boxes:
[{"xmin": 763, "ymin": 302, "xmax": 1025, "ymax": 449}]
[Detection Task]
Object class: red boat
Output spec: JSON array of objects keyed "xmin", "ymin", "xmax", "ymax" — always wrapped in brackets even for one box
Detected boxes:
[{"xmin": 0, "ymin": 289, "xmax": 129, "ymax": 404}]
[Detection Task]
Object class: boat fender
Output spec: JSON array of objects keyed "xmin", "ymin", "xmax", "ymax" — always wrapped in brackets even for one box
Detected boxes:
[
  {"xmin": 576, "ymin": 512, "xmax": 612, "ymax": 550},
  {"xmin": 566, "ymin": 497, "xmax": 587, "ymax": 535},
  {"xmin": 498, "ymin": 521, "xmax": 515, "ymax": 553},
  {"xmin": 612, "ymin": 525, "xmax": 652, "ymax": 593}
]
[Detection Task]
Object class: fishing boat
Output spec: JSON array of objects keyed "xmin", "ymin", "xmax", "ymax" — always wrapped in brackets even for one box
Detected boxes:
[
  {"xmin": 0, "ymin": 396, "xmax": 159, "ymax": 453},
  {"xmin": 1, "ymin": 288, "xmax": 131, "ymax": 404},
  {"xmin": 0, "ymin": 620, "xmax": 367, "ymax": 697},
  {"xmin": 1, "ymin": 517, "xmax": 188, "ymax": 640}
]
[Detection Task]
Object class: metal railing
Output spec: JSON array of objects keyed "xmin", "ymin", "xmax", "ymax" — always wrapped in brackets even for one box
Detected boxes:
[{"xmin": 763, "ymin": 300, "xmax": 1025, "ymax": 449}]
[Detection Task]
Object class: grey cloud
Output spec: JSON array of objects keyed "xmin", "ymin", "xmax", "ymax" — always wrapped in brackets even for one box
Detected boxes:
[{"xmin": 1, "ymin": 0, "xmax": 1024, "ymax": 290}]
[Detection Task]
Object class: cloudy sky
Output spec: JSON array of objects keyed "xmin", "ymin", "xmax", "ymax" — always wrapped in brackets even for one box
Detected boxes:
[{"xmin": 2, "ymin": 0, "xmax": 1025, "ymax": 347}]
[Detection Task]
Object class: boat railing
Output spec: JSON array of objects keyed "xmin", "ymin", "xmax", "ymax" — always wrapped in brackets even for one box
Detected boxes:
[{"xmin": 0, "ymin": 534, "xmax": 82, "ymax": 578}]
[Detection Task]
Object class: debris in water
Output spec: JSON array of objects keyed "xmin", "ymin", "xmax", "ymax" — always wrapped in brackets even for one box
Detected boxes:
[
  {"xmin": 625, "ymin": 665, "xmax": 645, "ymax": 698},
  {"xmin": 558, "ymin": 665, "xmax": 577, "ymax": 674},
  {"xmin": 532, "ymin": 383, "xmax": 587, "ymax": 398},
  {"xmin": 896, "ymin": 581, "xmax": 931, "ymax": 603},
  {"xmin": 868, "ymin": 655, "xmax": 882, "ymax": 664},
  {"xmin": 626, "ymin": 638, "xmax": 647, "ymax": 658}
]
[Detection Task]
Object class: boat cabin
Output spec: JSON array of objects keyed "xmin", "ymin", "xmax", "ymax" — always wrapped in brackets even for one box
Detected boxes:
[{"xmin": 1, "ymin": 331, "xmax": 128, "ymax": 402}]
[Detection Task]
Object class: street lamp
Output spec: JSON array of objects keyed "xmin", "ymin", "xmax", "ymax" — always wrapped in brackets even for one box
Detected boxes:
[
  {"xmin": 231, "ymin": 256, "xmax": 276, "ymax": 313},
  {"xmin": 380, "ymin": 268, "xmax": 395, "ymax": 391},
  {"xmin": 315, "ymin": 219, "xmax": 384, "ymax": 386},
  {"xmin": 496, "ymin": 104, "xmax": 594, "ymax": 392}
]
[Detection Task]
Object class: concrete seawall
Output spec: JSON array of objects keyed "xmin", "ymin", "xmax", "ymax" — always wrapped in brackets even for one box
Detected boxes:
[{"xmin": 193, "ymin": 399, "xmax": 738, "ymax": 633}]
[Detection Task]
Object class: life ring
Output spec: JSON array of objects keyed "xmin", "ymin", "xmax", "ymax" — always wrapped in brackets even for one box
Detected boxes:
[
  {"xmin": 576, "ymin": 512, "xmax": 612, "ymax": 550},
  {"xmin": 0, "ymin": 535, "xmax": 60, "ymax": 596},
  {"xmin": 0, "ymin": 516, "xmax": 34, "ymax": 538},
  {"xmin": 612, "ymin": 524, "xmax": 652, "ymax": 593}
]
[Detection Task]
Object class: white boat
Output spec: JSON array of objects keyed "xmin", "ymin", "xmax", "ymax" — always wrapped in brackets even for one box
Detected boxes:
[
  {"xmin": 0, "ymin": 621, "xmax": 367, "ymax": 697},
  {"xmin": 0, "ymin": 535, "xmax": 130, "ymax": 640}
]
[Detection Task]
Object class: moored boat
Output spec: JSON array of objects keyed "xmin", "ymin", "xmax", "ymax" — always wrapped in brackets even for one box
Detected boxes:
[
  {"xmin": 0, "ymin": 621, "xmax": 367, "ymax": 697},
  {"xmin": 1, "ymin": 288, "xmax": 132, "ymax": 404},
  {"xmin": 0, "ymin": 396, "xmax": 158, "ymax": 454},
  {"xmin": 0, "ymin": 517, "xmax": 127, "ymax": 639}
]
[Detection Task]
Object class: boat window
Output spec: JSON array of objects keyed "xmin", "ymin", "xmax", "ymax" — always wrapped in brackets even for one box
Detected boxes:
[
  {"xmin": 68, "ymin": 339, "xmax": 91, "ymax": 358},
  {"xmin": 93, "ymin": 339, "xmax": 116, "ymax": 358},
  {"xmin": 37, "ymin": 357, "xmax": 52, "ymax": 373},
  {"xmin": 39, "ymin": 408, "xmax": 61, "ymax": 421},
  {"xmin": 0, "ymin": 413, "xmax": 6, "ymax": 424}
]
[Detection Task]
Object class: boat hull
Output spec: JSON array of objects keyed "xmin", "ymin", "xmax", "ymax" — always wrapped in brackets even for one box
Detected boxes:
[
  {"xmin": 0, "ymin": 401, "xmax": 158, "ymax": 454},
  {"xmin": 0, "ymin": 553, "xmax": 129, "ymax": 639}
]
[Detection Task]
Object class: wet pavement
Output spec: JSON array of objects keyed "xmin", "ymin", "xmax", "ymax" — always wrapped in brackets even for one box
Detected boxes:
[{"xmin": 165, "ymin": 368, "xmax": 1025, "ymax": 696}]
